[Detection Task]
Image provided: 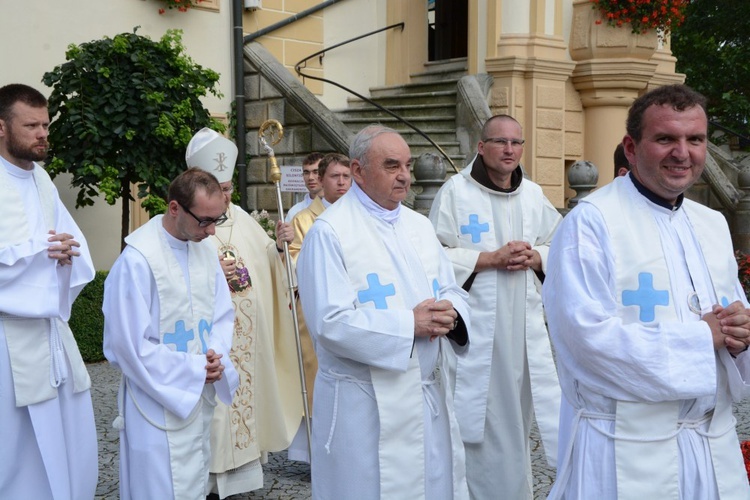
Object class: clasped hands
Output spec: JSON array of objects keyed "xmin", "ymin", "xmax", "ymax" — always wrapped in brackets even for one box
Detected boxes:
[
  {"xmin": 413, "ymin": 298, "xmax": 457, "ymax": 340},
  {"xmin": 205, "ymin": 349, "xmax": 225, "ymax": 384},
  {"xmin": 47, "ymin": 230, "xmax": 81, "ymax": 266},
  {"xmin": 703, "ymin": 301, "xmax": 750, "ymax": 356},
  {"xmin": 483, "ymin": 240, "xmax": 541, "ymax": 272}
]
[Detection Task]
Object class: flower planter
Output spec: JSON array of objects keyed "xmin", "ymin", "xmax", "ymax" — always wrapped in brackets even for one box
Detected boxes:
[{"xmin": 570, "ymin": 0, "xmax": 658, "ymax": 61}]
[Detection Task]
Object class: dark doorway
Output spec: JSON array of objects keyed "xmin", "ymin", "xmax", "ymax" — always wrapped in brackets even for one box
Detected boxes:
[{"xmin": 428, "ymin": 0, "xmax": 468, "ymax": 61}]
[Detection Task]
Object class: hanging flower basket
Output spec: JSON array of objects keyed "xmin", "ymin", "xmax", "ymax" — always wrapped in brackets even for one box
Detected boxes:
[
  {"xmin": 157, "ymin": 0, "xmax": 204, "ymax": 14},
  {"xmin": 590, "ymin": 0, "xmax": 688, "ymax": 36}
]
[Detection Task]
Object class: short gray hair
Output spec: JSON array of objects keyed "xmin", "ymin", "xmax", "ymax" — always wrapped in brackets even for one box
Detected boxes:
[{"xmin": 348, "ymin": 125, "xmax": 399, "ymax": 169}]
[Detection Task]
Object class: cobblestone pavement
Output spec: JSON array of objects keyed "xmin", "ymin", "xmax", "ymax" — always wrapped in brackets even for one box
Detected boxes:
[{"xmin": 91, "ymin": 361, "xmax": 750, "ymax": 499}]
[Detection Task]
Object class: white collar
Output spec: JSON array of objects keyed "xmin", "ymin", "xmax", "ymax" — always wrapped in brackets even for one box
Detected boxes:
[{"xmin": 351, "ymin": 181, "xmax": 401, "ymax": 225}]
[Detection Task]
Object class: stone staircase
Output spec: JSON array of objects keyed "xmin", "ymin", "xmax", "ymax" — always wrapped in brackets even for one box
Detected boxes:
[{"xmin": 334, "ymin": 57, "xmax": 469, "ymax": 169}]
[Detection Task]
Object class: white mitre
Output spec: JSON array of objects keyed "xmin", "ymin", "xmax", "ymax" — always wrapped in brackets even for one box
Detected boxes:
[{"xmin": 185, "ymin": 127, "xmax": 238, "ymax": 183}]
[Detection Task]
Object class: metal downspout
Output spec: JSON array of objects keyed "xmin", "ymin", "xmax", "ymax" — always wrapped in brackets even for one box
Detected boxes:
[
  {"xmin": 233, "ymin": 0, "xmax": 248, "ymax": 210},
  {"xmin": 234, "ymin": 0, "xmax": 344, "ymax": 210}
]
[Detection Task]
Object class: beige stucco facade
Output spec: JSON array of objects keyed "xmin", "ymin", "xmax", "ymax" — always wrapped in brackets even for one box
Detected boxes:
[
  {"xmin": 248, "ymin": 0, "xmax": 684, "ymax": 207},
  {"xmin": 1, "ymin": 0, "xmax": 233, "ymax": 270},
  {"xmin": 3, "ymin": 0, "xmax": 685, "ymax": 269}
]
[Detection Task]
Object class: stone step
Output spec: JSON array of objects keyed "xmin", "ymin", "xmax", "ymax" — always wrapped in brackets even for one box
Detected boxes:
[
  {"xmin": 346, "ymin": 90, "xmax": 457, "ymax": 108},
  {"xmin": 410, "ymin": 57, "xmax": 468, "ymax": 83},
  {"xmin": 339, "ymin": 115, "xmax": 457, "ymax": 132},
  {"xmin": 399, "ymin": 130, "xmax": 460, "ymax": 143},
  {"xmin": 369, "ymin": 79, "xmax": 461, "ymax": 98},
  {"xmin": 409, "ymin": 143, "xmax": 462, "ymax": 156},
  {"xmin": 337, "ymin": 103, "xmax": 455, "ymax": 120},
  {"xmin": 421, "ymin": 57, "xmax": 468, "ymax": 73},
  {"xmin": 336, "ymin": 58, "xmax": 466, "ymax": 171}
]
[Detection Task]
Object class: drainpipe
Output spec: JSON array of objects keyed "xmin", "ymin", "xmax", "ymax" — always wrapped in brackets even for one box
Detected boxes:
[
  {"xmin": 234, "ymin": 0, "xmax": 345, "ymax": 210},
  {"xmin": 232, "ymin": 0, "xmax": 248, "ymax": 210}
]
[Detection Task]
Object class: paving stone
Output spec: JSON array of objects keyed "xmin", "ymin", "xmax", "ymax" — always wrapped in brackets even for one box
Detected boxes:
[{"xmin": 89, "ymin": 361, "xmax": 750, "ymax": 499}]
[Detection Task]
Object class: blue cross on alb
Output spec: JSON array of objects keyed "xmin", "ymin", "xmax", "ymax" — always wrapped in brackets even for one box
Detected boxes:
[
  {"xmin": 358, "ymin": 273, "xmax": 396, "ymax": 309},
  {"xmin": 163, "ymin": 320, "xmax": 195, "ymax": 352},
  {"xmin": 622, "ymin": 272, "xmax": 670, "ymax": 322},
  {"xmin": 460, "ymin": 214, "xmax": 490, "ymax": 243},
  {"xmin": 198, "ymin": 319, "xmax": 211, "ymax": 354}
]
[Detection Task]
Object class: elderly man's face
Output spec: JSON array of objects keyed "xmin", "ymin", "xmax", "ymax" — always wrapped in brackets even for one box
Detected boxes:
[
  {"xmin": 219, "ymin": 181, "xmax": 234, "ymax": 210},
  {"xmin": 624, "ymin": 104, "xmax": 707, "ymax": 204},
  {"xmin": 353, "ymin": 133, "xmax": 412, "ymax": 210}
]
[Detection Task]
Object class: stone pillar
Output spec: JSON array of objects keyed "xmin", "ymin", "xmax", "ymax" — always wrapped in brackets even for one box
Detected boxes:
[
  {"xmin": 569, "ymin": 0, "xmax": 658, "ymax": 187},
  {"xmin": 386, "ymin": 0, "xmax": 427, "ymax": 85},
  {"xmin": 413, "ymin": 153, "xmax": 446, "ymax": 216}
]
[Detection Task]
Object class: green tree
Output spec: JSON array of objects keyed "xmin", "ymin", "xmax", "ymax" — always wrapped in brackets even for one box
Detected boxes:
[
  {"xmin": 42, "ymin": 28, "xmax": 225, "ymax": 247},
  {"xmin": 671, "ymin": 0, "xmax": 750, "ymax": 146}
]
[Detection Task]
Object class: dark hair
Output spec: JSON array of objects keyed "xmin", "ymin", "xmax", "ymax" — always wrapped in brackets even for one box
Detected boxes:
[
  {"xmin": 303, "ymin": 152, "xmax": 325, "ymax": 167},
  {"xmin": 613, "ymin": 143, "xmax": 629, "ymax": 176},
  {"xmin": 168, "ymin": 167, "xmax": 221, "ymax": 208},
  {"xmin": 318, "ymin": 153, "xmax": 350, "ymax": 178},
  {"xmin": 626, "ymin": 84, "xmax": 707, "ymax": 142},
  {"xmin": 481, "ymin": 114, "xmax": 521, "ymax": 141},
  {"xmin": 0, "ymin": 84, "xmax": 47, "ymax": 122}
]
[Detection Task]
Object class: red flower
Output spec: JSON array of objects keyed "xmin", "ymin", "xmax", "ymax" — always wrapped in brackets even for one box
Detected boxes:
[
  {"xmin": 740, "ymin": 441, "xmax": 750, "ymax": 480},
  {"xmin": 156, "ymin": 0, "xmax": 197, "ymax": 13},
  {"xmin": 590, "ymin": 0, "xmax": 687, "ymax": 35}
]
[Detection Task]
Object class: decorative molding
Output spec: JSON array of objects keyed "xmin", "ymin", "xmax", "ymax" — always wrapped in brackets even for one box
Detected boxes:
[{"xmin": 194, "ymin": 0, "xmax": 219, "ymax": 13}]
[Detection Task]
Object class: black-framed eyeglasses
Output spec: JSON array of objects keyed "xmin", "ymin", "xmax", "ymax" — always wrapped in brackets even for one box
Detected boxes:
[
  {"xmin": 178, "ymin": 202, "xmax": 228, "ymax": 227},
  {"xmin": 482, "ymin": 137, "xmax": 525, "ymax": 147}
]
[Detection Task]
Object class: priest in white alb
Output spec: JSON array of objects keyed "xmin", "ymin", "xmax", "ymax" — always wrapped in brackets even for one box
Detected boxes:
[
  {"xmin": 543, "ymin": 84, "xmax": 750, "ymax": 499},
  {"xmin": 297, "ymin": 125, "xmax": 471, "ymax": 500},
  {"xmin": 103, "ymin": 167, "xmax": 239, "ymax": 500},
  {"xmin": 184, "ymin": 128, "xmax": 302, "ymax": 497},
  {"xmin": 0, "ymin": 83, "xmax": 97, "ymax": 500},
  {"xmin": 429, "ymin": 114, "xmax": 561, "ymax": 499},
  {"xmin": 287, "ymin": 152, "xmax": 351, "ymax": 463}
]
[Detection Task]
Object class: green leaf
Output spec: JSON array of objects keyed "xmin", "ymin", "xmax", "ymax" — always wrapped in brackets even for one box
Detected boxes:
[{"xmin": 43, "ymin": 27, "xmax": 222, "ymax": 245}]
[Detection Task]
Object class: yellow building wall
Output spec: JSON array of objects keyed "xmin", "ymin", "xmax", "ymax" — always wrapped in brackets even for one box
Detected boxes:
[
  {"xmin": 245, "ymin": 0, "xmax": 325, "ymax": 95},
  {"xmin": 242, "ymin": 0, "xmax": 685, "ymax": 210},
  {"xmin": 1, "ymin": 0, "xmax": 234, "ymax": 270}
]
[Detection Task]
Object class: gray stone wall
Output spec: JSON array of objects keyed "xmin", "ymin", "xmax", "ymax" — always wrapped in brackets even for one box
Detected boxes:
[{"xmin": 242, "ymin": 61, "xmax": 338, "ymax": 216}]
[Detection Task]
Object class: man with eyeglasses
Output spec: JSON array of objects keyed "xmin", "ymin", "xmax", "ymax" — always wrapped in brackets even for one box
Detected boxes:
[
  {"xmin": 429, "ymin": 114, "xmax": 562, "ymax": 499},
  {"xmin": 286, "ymin": 152, "xmax": 324, "ymax": 222},
  {"xmin": 103, "ymin": 167, "xmax": 239, "ymax": 500},
  {"xmin": 184, "ymin": 128, "xmax": 302, "ymax": 498}
]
